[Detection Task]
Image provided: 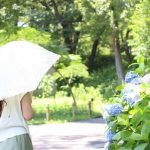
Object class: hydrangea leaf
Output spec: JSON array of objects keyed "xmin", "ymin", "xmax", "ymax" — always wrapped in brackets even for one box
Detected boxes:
[
  {"xmin": 134, "ymin": 143, "xmax": 147, "ymax": 150},
  {"xmin": 117, "ymin": 114, "xmax": 129, "ymax": 126}
]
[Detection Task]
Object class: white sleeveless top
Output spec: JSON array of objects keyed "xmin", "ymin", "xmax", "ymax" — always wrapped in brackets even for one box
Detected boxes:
[{"xmin": 0, "ymin": 94, "xmax": 29, "ymax": 142}]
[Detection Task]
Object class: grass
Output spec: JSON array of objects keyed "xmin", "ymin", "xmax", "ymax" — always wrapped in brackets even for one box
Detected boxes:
[{"xmin": 28, "ymin": 97, "xmax": 102, "ymax": 124}]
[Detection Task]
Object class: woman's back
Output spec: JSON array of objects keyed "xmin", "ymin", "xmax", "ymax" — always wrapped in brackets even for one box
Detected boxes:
[
  {"xmin": 0, "ymin": 93, "xmax": 33, "ymax": 150},
  {"xmin": 0, "ymin": 94, "xmax": 29, "ymax": 142}
]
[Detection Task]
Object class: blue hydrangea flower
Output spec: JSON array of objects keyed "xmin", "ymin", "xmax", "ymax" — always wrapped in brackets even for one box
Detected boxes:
[
  {"xmin": 122, "ymin": 84, "xmax": 141, "ymax": 106},
  {"xmin": 107, "ymin": 129, "xmax": 115, "ymax": 142},
  {"xmin": 130, "ymin": 77, "xmax": 142, "ymax": 85},
  {"xmin": 122, "ymin": 84, "xmax": 141, "ymax": 94},
  {"xmin": 142, "ymin": 73, "xmax": 150, "ymax": 83},
  {"xmin": 104, "ymin": 142, "xmax": 111, "ymax": 150},
  {"xmin": 125, "ymin": 71, "xmax": 141, "ymax": 84},
  {"xmin": 104, "ymin": 104, "xmax": 123, "ymax": 117},
  {"xmin": 122, "ymin": 92, "xmax": 140, "ymax": 106},
  {"xmin": 122, "ymin": 84, "xmax": 135, "ymax": 95}
]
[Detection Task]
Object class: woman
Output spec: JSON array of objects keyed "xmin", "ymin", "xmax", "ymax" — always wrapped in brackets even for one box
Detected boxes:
[{"xmin": 0, "ymin": 92, "xmax": 34, "ymax": 150}]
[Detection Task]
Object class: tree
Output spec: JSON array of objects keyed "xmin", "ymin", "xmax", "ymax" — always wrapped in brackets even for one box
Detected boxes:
[
  {"xmin": 109, "ymin": 0, "xmax": 141, "ymax": 83},
  {"xmin": 0, "ymin": 0, "xmax": 26, "ymax": 33},
  {"xmin": 75, "ymin": 0, "xmax": 110, "ymax": 72},
  {"xmin": 26, "ymin": 0, "xmax": 82, "ymax": 54},
  {"xmin": 53, "ymin": 54, "xmax": 89, "ymax": 120},
  {"xmin": 128, "ymin": 0, "xmax": 150, "ymax": 57},
  {"xmin": 110, "ymin": 1, "xmax": 124, "ymax": 83}
]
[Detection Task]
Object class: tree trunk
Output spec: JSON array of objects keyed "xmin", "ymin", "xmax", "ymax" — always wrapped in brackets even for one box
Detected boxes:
[
  {"xmin": 72, "ymin": 31, "xmax": 80, "ymax": 54},
  {"xmin": 112, "ymin": 24, "xmax": 124, "ymax": 84},
  {"xmin": 56, "ymin": 70, "xmax": 77, "ymax": 117},
  {"xmin": 124, "ymin": 30, "xmax": 132, "ymax": 63},
  {"xmin": 88, "ymin": 39, "xmax": 99, "ymax": 72},
  {"xmin": 61, "ymin": 23, "xmax": 74, "ymax": 53},
  {"xmin": 124, "ymin": 45, "xmax": 132, "ymax": 64},
  {"xmin": 51, "ymin": 0, "xmax": 72, "ymax": 52},
  {"xmin": 46, "ymin": 104, "xmax": 50, "ymax": 121},
  {"xmin": 51, "ymin": 0, "xmax": 79, "ymax": 54}
]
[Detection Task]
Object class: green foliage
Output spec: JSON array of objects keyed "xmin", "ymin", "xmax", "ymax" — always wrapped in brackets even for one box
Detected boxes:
[
  {"xmin": 72, "ymin": 83, "xmax": 103, "ymax": 102},
  {"xmin": 109, "ymin": 93, "xmax": 150, "ymax": 149},
  {"xmin": 128, "ymin": 0, "xmax": 150, "ymax": 57},
  {"xmin": 0, "ymin": 27, "xmax": 50, "ymax": 45},
  {"xmin": 104, "ymin": 58, "xmax": 150, "ymax": 149},
  {"xmin": 84, "ymin": 65, "xmax": 118, "ymax": 99},
  {"xmin": 129, "ymin": 55, "xmax": 150, "ymax": 75},
  {"xmin": 53, "ymin": 54, "xmax": 89, "ymax": 95},
  {"xmin": 77, "ymin": 0, "xmax": 110, "ymax": 38},
  {"xmin": 0, "ymin": 0, "xmax": 20, "ymax": 31},
  {"xmin": 0, "ymin": 27, "xmax": 68, "ymax": 56},
  {"xmin": 35, "ymin": 74, "xmax": 56, "ymax": 98}
]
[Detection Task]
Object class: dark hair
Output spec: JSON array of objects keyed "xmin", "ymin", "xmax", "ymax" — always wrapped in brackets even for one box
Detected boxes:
[{"xmin": 0, "ymin": 100, "xmax": 5, "ymax": 117}]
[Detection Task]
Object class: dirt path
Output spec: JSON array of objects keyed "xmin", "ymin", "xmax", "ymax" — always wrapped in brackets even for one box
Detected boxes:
[{"xmin": 29, "ymin": 118, "xmax": 106, "ymax": 150}]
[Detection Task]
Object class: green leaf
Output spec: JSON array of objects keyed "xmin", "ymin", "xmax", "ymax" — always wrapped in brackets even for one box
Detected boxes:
[
  {"xmin": 141, "ymin": 121, "xmax": 150, "ymax": 138},
  {"xmin": 143, "ymin": 112, "xmax": 150, "ymax": 122},
  {"xmin": 134, "ymin": 143, "xmax": 147, "ymax": 150},
  {"xmin": 116, "ymin": 84, "xmax": 124, "ymax": 91},
  {"xmin": 113, "ymin": 130, "xmax": 131, "ymax": 141},
  {"xmin": 109, "ymin": 143, "xmax": 119, "ymax": 150},
  {"xmin": 136, "ymin": 55, "xmax": 145, "ymax": 64},
  {"xmin": 119, "ymin": 146, "xmax": 132, "ymax": 150},
  {"xmin": 108, "ymin": 120, "xmax": 117, "ymax": 128},
  {"xmin": 119, "ymin": 140, "xmax": 134, "ymax": 150},
  {"xmin": 117, "ymin": 114, "xmax": 129, "ymax": 126},
  {"xmin": 113, "ymin": 131, "xmax": 121, "ymax": 140},
  {"xmin": 131, "ymin": 111, "xmax": 143, "ymax": 127},
  {"xmin": 129, "ymin": 133, "xmax": 145, "ymax": 141},
  {"xmin": 120, "ymin": 131, "xmax": 131, "ymax": 141}
]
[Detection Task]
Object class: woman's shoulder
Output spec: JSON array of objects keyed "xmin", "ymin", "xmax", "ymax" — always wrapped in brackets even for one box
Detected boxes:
[{"xmin": 6, "ymin": 93, "xmax": 26, "ymax": 102}]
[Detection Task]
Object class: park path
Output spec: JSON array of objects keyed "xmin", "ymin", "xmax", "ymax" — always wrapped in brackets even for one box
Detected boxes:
[{"xmin": 29, "ymin": 118, "xmax": 107, "ymax": 150}]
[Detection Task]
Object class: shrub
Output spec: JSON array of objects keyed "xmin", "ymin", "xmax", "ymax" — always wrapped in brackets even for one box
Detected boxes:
[
  {"xmin": 72, "ymin": 83, "xmax": 103, "ymax": 102},
  {"xmin": 103, "ymin": 70, "xmax": 150, "ymax": 150},
  {"xmin": 35, "ymin": 74, "xmax": 57, "ymax": 98}
]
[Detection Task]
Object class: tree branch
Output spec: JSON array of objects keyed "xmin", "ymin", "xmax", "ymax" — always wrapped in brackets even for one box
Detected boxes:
[{"xmin": 50, "ymin": 0, "xmax": 62, "ymax": 23}]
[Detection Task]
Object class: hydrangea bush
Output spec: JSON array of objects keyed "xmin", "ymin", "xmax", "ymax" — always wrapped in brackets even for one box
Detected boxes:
[{"xmin": 103, "ymin": 71, "xmax": 150, "ymax": 150}]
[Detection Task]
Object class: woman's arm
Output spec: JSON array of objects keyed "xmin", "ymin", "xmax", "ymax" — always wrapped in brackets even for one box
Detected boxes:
[{"xmin": 21, "ymin": 92, "xmax": 34, "ymax": 120}]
